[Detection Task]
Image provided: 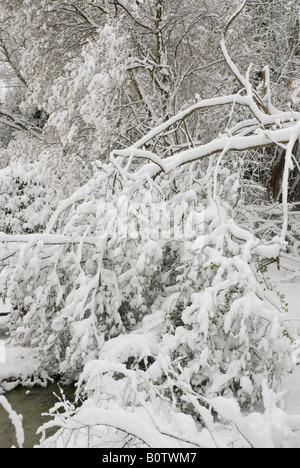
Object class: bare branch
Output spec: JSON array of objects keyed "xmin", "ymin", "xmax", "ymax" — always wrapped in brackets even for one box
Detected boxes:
[
  {"xmin": 224, "ymin": 0, "xmax": 248, "ymax": 38},
  {"xmin": 0, "ymin": 36, "xmax": 27, "ymax": 86},
  {"xmin": 0, "ymin": 108, "xmax": 42, "ymax": 137}
]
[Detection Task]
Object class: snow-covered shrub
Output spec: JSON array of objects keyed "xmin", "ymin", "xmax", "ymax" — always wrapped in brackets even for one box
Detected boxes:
[
  {"xmin": 0, "ymin": 164, "xmax": 168, "ymax": 381},
  {"xmin": 0, "ymin": 163, "xmax": 55, "ymax": 234},
  {"xmin": 1, "ymin": 131, "xmax": 91, "ymax": 198},
  {"xmin": 36, "ymin": 364, "xmax": 300, "ymax": 449},
  {"xmin": 36, "ymin": 359, "xmax": 227, "ymax": 448},
  {"xmin": 0, "ymin": 158, "xmax": 294, "ymax": 401},
  {"xmin": 159, "ymin": 213, "xmax": 292, "ymax": 408}
]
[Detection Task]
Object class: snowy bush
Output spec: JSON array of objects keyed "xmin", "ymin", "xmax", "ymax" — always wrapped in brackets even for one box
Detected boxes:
[
  {"xmin": 0, "ymin": 131, "xmax": 92, "ymax": 198},
  {"xmin": 0, "ymin": 163, "xmax": 55, "ymax": 235},
  {"xmin": 36, "ymin": 365, "xmax": 300, "ymax": 448},
  {"xmin": 0, "ymin": 158, "xmax": 294, "ymax": 402}
]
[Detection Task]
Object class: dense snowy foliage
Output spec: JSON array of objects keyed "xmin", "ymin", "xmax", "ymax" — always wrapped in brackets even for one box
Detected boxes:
[
  {"xmin": 0, "ymin": 164, "xmax": 54, "ymax": 235},
  {"xmin": 1, "ymin": 0, "xmax": 300, "ymax": 449},
  {"xmin": 0, "ymin": 160, "xmax": 294, "ymax": 397}
]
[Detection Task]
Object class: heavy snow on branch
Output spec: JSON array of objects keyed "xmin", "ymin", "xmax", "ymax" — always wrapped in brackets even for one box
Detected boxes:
[{"xmin": 109, "ymin": 35, "xmax": 300, "ymax": 239}]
